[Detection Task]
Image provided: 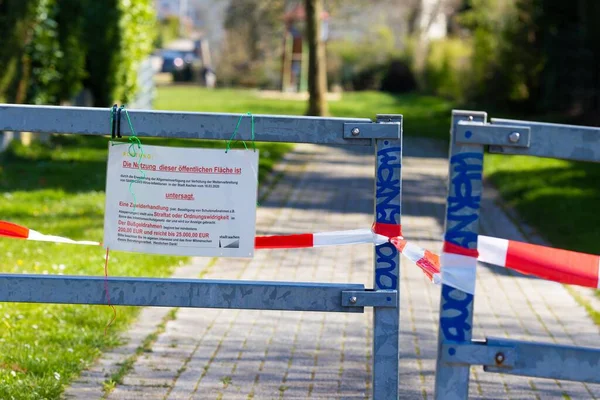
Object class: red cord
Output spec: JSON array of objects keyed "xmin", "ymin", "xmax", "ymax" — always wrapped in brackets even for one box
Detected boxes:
[{"xmin": 103, "ymin": 247, "xmax": 117, "ymax": 336}]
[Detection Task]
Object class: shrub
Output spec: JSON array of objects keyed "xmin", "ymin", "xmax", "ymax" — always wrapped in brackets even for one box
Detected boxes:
[
  {"xmin": 26, "ymin": 0, "xmax": 87, "ymax": 105},
  {"xmin": 154, "ymin": 16, "xmax": 180, "ymax": 48},
  {"xmin": 0, "ymin": 1, "xmax": 37, "ymax": 103},
  {"xmin": 423, "ymin": 38, "xmax": 473, "ymax": 102},
  {"xmin": 351, "ymin": 64, "xmax": 387, "ymax": 91},
  {"xmin": 0, "ymin": 0, "xmax": 156, "ymax": 106},
  {"xmin": 349, "ymin": 58, "xmax": 417, "ymax": 94},
  {"xmin": 82, "ymin": 0, "xmax": 156, "ymax": 106},
  {"xmin": 380, "ymin": 59, "xmax": 417, "ymax": 93},
  {"xmin": 326, "ymin": 25, "xmax": 402, "ymax": 91}
]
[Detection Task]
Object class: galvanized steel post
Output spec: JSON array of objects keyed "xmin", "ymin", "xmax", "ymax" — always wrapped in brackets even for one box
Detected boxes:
[
  {"xmin": 372, "ymin": 114, "xmax": 402, "ymax": 399},
  {"xmin": 434, "ymin": 110, "xmax": 487, "ymax": 400}
]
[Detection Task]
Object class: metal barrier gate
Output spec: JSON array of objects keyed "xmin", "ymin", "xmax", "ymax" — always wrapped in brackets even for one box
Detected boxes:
[
  {"xmin": 435, "ymin": 110, "xmax": 600, "ymax": 399},
  {"xmin": 0, "ymin": 104, "xmax": 403, "ymax": 399}
]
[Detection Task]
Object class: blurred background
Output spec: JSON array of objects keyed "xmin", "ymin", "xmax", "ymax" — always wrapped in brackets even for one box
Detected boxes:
[{"xmin": 2, "ymin": 0, "xmax": 599, "ymax": 120}]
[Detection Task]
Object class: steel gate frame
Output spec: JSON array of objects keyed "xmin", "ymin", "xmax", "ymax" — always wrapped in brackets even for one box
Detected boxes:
[
  {"xmin": 434, "ymin": 110, "xmax": 600, "ymax": 399},
  {"xmin": 0, "ymin": 104, "xmax": 403, "ymax": 399}
]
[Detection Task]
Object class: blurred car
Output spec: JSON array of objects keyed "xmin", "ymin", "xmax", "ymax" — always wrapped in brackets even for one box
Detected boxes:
[
  {"xmin": 158, "ymin": 37, "xmax": 213, "ymax": 84},
  {"xmin": 160, "ymin": 49, "xmax": 196, "ymax": 74}
]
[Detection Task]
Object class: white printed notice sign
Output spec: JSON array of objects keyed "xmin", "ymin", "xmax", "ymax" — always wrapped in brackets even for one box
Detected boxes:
[{"xmin": 103, "ymin": 144, "xmax": 258, "ymax": 258}]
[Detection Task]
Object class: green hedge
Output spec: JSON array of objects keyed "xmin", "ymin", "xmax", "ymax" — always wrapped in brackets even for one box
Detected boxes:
[
  {"xmin": 0, "ymin": 0, "xmax": 156, "ymax": 106},
  {"xmin": 423, "ymin": 38, "xmax": 473, "ymax": 103}
]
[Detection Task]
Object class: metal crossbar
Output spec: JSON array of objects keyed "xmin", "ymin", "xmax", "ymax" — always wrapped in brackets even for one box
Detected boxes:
[
  {"xmin": 435, "ymin": 110, "xmax": 600, "ymax": 399},
  {"xmin": 0, "ymin": 104, "xmax": 402, "ymax": 399},
  {"xmin": 0, "ymin": 103, "xmax": 400, "ymax": 146}
]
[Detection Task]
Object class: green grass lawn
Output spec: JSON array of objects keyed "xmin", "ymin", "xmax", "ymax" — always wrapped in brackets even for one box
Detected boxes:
[
  {"xmin": 0, "ymin": 139, "xmax": 182, "ymax": 399},
  {"xmin": 484, "ymin": 154, "xmax": 600, "ymax": 255}
]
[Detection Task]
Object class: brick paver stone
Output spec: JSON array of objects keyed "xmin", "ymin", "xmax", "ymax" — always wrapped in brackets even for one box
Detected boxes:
[{"xmin": 65, "ymin": 138, "xmax": 600, "ymax": 400}]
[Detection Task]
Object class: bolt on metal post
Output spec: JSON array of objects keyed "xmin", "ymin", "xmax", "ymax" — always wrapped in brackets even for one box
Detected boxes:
[{"xmin": 495, "ymin": 352, "xmax": 505, "ymax": 365}]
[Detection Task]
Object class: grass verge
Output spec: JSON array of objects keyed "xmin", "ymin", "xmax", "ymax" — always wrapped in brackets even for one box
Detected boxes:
[{"xmin": 484, "ymin": 154, "xmax": 600, "ymax": 255}]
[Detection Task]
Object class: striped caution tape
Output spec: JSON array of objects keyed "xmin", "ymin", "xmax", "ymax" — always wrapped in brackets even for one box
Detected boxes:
[
  {"xmin": 439, "ymin": 241, "xmax": 479, "ymax": 295},
  {"xmin": 390, "ymin": 237, "xmax": 440, "ymax": 281},
  {"xmin": 0, "ymin": 220, "xmax": 100, "ymax": 246},
  {"xmin": 2, "ymin": 220, "xmax": 598, "ymax": 290},
  {"xmin": 256, "ymin": 228, "xmax": 389, "ymax": 249},
  {"xmin": 0, "ymin": 220, "xmax": 390, "ymax": 249},
  {"xmin": 477, "ymin": 236, "xmax": 600, "ymax": 290},
  {"xmin": 391, "ymin": 236, "xmax": 600, "ymax": 292},
  {"xmin": 255, "ymin": 223, "xmax": 398, "ymax": 249}
]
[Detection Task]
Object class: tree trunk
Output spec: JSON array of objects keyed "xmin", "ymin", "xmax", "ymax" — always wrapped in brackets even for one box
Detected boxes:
[
  {"xmin": 412, "ymin": 0, "xmax": 446, "ymax": 87},
  {"xmin": 305, "ymin": 0, "xmax": 328, "ymax": 116}
]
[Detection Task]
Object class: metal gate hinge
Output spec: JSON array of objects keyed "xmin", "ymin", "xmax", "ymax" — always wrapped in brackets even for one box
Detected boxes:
[
  {"xmin": 341, "ymin": 290, "xmax": 397, "ymax": 308},
  {"xmin": 456, "ymin": 121, "xmax": 531, "ymax": 148},
  {"xmin": 440, "ymin": 340, "xmax": 516, "ymax": 368},
  {"xmin": 343, "ymin": 123, "xmax": 400, "ymax": 140}
]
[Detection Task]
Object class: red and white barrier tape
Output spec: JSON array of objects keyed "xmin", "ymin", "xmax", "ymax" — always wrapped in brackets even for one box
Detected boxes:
[
  {"xmin": 440, "ymin": 241, "xmax": 479, "ymax": 295},
  {"xmin": 2, "ymin": 220, "xmax": 598, "ymax": 291},
  {"xmin": 477, "ymin": 236, "xmax": 600, "ymax": 290},
  {"xmin": 0, "ymin": 221, "xmax": 100, "ymax": 246},
  {"xmin": 391, "ymin": 236, "xmax": 600, "ymax": 292},
  {"xmin": 390, "ymin": 238, "xmax": 440, "ymax": 282},
  {"xmin": 256, "ymin": 228, "xmax": 389, "ymax": 249},
  {"xmin": 0, "ymin": 221, "xmax": 393, "ymax": 249}
]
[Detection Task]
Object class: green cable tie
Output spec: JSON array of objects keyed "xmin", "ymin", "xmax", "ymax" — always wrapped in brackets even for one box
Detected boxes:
[
  {"xmin": 108, "ymin": 105, "xmax": 145, "ymax": 211},
  {"xmin": 225, "ymin": 112, "xmax": 256, "ymax": 153},
  {"xmin": 121, "ymin": 106, "xmax": 145, "ymax": 212},
  {"xmin": 224, "ymin": 112, "xmax": 259, "ymax": 206}
]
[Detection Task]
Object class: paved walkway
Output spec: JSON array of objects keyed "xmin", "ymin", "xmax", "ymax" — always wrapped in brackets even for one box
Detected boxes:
[{"xmin": 64, "ymin": 138, "xmax": 600, "ymax": 399}]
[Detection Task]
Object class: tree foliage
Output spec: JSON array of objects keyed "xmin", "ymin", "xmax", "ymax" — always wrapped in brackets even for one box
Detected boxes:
[
  {"xmin": 220, "ymin": 0, "xmax": 285, "ymax": 87},
  {"xmin": 80, "ymin": 0, "xmax": 157, "ymax": 106},
  {"xmin": 0, "ymin": 0, "xmax": 156, "ymax": 106},
  {"xmin": 115, "ymin": 0, "xmax": 156, "ymax": 104},
  {"xmin": 0, "ymin": 0, "xmax": 38, "ymax": 103},
  {"xmin": 449, "ymin": 0, "xmax": 600, "ymax": 116},
  {"xmin": 154, "ymin": 15, "xmax": 181, "ymax": 48},
  {"xmin": 25, "ymin": 0, "xmax": 87, "ymax": 104}
]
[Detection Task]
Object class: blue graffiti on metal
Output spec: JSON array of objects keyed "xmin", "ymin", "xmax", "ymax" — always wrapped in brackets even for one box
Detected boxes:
[
  {"xmin": 445, "ymin": 152, "xmax": 483, "ymax": 249},
  {"xmin": 375, "ymin": 144, "xmax": 401, "ymax": 290},
  {"xmin": 376, "ymin": 145, "xmax": 401, "ymax": 224},
  {"xmin": 375, "ymin": 242, "xmax": 398, "ymax": 290},
  {"xmin": 441, "ymin": 151, "xmax": 480, "ymax": 342},
  {"xmin": 441, "ymin": 285, "xmax": 473, "ymax": 341}
]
